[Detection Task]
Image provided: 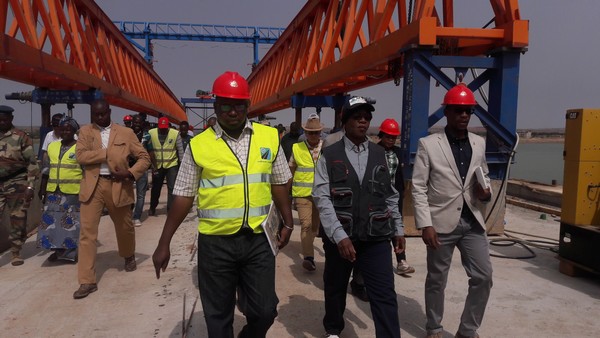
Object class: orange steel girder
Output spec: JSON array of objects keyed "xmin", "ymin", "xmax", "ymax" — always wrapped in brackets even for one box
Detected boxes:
[
  {"xmin": 247, "ymin": 0, "xmax": 528, "ymax": 116},
  {"xmin": 0, "ymin": 0, "xmax": 185, "ymax": 122}
]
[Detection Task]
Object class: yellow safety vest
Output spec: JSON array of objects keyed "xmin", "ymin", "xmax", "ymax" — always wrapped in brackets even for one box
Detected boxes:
[
  {"xmin": 149, "ymin": 128, "xmax": 178, "ymax": 169},
  {"xmin": 190, "ymin": 123, "xmax": 279, "ymax": 235},
  {"xmin": 47, "ymin": 142, "xmax": 82, "ymax": 194},
  {"xmin": 291, "ymin": 141, "xmax": 316, "ymax": 197}
]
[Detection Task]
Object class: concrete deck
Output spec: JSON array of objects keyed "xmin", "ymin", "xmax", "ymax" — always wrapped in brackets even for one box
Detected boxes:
[{"xmin": 1, "ymin": 193, "xmax": 599, "ymax": 338}]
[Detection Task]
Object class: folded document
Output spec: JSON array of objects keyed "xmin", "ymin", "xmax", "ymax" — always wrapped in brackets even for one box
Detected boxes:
[{"xmin": 475, "ymin": 166, "xmax": 490, "ymax": 190}]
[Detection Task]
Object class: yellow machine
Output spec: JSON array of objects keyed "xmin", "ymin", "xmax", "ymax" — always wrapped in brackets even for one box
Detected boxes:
[{"xmin": 559, "ymin": 108, "xmax": 600, "ymax": 274}]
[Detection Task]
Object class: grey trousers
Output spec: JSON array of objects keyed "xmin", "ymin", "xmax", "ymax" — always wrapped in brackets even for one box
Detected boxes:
[{"xmin": 425, "ymin": 215, "xmax": 493, "ymax": 337}]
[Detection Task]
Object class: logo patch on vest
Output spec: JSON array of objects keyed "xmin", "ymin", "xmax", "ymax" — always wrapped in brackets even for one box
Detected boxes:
[
  {"xmin": 260, "ymin": 147, "xmax": 272, "ymax": 160},
  {"xmin": 69, "ymin": 152, "xmax": 76, "ymax": 160}
]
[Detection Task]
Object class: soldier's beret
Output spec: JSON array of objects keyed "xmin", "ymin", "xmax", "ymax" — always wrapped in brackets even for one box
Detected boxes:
[{"xmin": 0, "ymin": 105, "xmax": 14, "ymax": 115}]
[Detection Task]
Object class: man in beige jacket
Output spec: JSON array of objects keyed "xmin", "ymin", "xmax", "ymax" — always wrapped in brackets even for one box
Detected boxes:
[{"xmin": 412, "ymin": 84, "xmax": 493, "ymax": 338}]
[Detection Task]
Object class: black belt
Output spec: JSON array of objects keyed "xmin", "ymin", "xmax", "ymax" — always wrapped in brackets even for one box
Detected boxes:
[
  {"xmin": 223, "ymin": 227, "xmax": 258, "ymax": 237},
  {"xmin": 0, "ymin": 168, "xmax": 27, "ymax": 183},
  {"xmin": 99, "ymin": 174, "xmax": 113, "ymax": 179},
  {"xmin": 236, "ymin": 227, "xmax": 256, "ymax": 236}
]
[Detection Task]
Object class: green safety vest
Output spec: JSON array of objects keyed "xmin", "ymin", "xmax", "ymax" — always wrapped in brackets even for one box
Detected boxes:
[
  {"xmin": 190, "ymin": 123, "xmax": 279, "ymax": 235},
  {"xmin": 149, "ymin": 128, "xmax": 178, "ymax": 169},
  {"xmin": 47, "ymin": 142, "xmax": 82, "ymax": 194},
  {"xmin": 291, "ymin": 141, "xmax": 316, "ymax": 197}
]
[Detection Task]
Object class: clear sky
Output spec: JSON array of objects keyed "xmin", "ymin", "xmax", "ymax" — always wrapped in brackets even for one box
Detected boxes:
[{"xmin": 1, "ymin": 0, "xmax": 599, "ymax": 130}]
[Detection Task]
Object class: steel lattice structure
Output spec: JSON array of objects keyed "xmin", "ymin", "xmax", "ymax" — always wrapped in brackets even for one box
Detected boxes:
[
  {"xmin": 0, "ymin": 0, "xmax": 185, "ymax": 122},
  {"xmin": 114, "ymin": 21, "xmax": 285, "ymax": 65},
  {"xmin": 248, "ymin": 0, "xmax": 528, "ymax": 116}
]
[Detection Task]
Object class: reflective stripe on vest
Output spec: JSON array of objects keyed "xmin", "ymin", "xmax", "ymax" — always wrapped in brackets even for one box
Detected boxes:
[
  {"xmin": 291, "ymin": 141, "xmax": 315, "ymax": 197},
  {"xmin": 197, "ymin": 204, "xmax": 270, "ymax": 219},
  {"xmin": 149, "ymin": 128, "xmax": 178, "ymax": 169},
  {"xmin": 190, "ymin": 123, "xmax": 279, "ymax": 235},
  {"xmin": 47, "ymin": 141, "xmax": 82, "ymax": 194},
  {"xmin": 200, "ymin": 173, "xmax": 270, "ymax": 188}
]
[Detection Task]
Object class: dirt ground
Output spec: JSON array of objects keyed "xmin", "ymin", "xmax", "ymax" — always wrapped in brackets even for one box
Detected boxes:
[{"xmin": 0, "ymin": 191, "xmax": 599, "ymax": 338}]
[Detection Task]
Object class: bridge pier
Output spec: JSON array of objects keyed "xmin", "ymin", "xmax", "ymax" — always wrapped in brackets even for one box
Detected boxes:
[
  {"xmin": 400, "ymin": 47, "xmax": 523, "ymax": 180},
  {"xmin": 399, "ymin": 46, "xmax": 525, "ymax": 236}
]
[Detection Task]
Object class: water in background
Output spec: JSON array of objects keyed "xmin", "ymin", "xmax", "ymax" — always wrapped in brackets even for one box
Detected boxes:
[
  {"xmin": 33, "ymin": 137, "xmax": 564, "ymax": 185},
  {"xmin": 509, "ymin": 142, "xmax": 564, "ymax": 185}
]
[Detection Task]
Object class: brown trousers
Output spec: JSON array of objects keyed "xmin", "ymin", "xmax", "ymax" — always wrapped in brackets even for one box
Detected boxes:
[
  {"xmin": 295, "ymin": 196, "xmax": 320, "ymax": 258},
  {"xmin": 78, "ymin": 177, "xmax": 135, "ymax": 284}
]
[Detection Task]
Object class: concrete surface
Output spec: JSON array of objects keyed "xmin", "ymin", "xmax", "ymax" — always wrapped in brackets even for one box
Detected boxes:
[{"xmin": 0, "ymin": 191, "xmax": 599, "ymax": 338}]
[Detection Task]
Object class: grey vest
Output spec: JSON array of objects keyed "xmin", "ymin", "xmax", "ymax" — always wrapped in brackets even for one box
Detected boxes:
[{"xmin": 323, "ymin": 139, "xmax": 395, "ymax": 241}]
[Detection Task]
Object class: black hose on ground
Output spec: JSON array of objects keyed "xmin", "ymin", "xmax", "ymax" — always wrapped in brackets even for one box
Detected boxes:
[{"xmin": 489, "ymin": 230, "xmax": 559, "ymax": 259}]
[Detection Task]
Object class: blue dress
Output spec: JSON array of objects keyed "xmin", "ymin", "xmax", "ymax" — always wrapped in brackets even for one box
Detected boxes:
[{"xmin": 36, "ymin": 143, "xmax": 81, "ymax": 261}]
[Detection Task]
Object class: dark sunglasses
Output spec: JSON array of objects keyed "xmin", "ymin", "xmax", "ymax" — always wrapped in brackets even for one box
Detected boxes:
[
  {"xmin": 305, "ymin": 131, "xmax": 320, "ymax": 135},
  {"xmin": 447, "ymin": 106, "xmax": 475, "ymax": 115},
  {"xmin": 218, "ymin": 103, "xmax": 248, "ymax": 113},
  {"xmin": 350, "ymin": 112, "xmax": 372, "ymax": 121}
]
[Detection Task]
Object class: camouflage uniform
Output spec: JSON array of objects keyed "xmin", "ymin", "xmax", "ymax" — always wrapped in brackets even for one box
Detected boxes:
[{"xmin": 0, "ymin": 126, "xmax": 40, "ymax": 260}]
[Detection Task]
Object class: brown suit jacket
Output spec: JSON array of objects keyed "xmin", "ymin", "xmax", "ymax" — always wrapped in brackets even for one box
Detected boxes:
[{"xmin": 76, "ymin": 122, "xmax": 151, "ymax": 207}]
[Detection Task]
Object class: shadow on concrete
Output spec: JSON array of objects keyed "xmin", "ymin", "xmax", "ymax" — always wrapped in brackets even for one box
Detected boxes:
[
  {"xmin": 39, "ymin": 253, "xmax": 78, "ymax": 267},
  {"xmin": 275, "ymin": 288, "xmax": 428, "ymax": 337},
  {"xmin": 191, "ymin": 264, "xmax": 199, "ymax": 289},
  {"xmin": 95, "ymin": 250, "xmax": 150, "ymax": 283},
  {"xmin": 489, "ymin": 242, "xmax": 600, "ymax": 299},
  {"xmin": 0, "ymin": 241, "xmax": 43, "ymax": 267},
  {"xmin": 397, "ymin": 293, "xmax": 441, "ymax": 338},
  {"xmin": 282, "ymin": 240, "xmax": 326, "ymax": 290},
  {"xmin": 149, "ymin": 206, "xmax": 168, "ymax": 217},
  {"xmin": 184, "ymin": 213, "xmax": 197, "ymax": 224},
  {"xmin": 165, "ymin": 311, "xmax": 251, "ymax": 338},
  {"xmin": 277, "ymin": 294, "xmax": 363, "ymax": 337}
]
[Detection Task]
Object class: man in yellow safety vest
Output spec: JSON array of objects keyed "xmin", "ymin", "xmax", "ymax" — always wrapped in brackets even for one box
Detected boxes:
[
  {"xmin": 148, "ymin": 117, "xmax": 180, "ymax": 215},
  {"xmin": 152, "ymin": 71, "xmax": 294, "ymax": 338},
  {"xmin": 289, "ymin": 113, "xmax": 324, "ymax": 271}
]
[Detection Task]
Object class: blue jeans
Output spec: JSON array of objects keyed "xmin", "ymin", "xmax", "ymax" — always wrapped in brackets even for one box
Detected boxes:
[
  {"xmin": 132, "ymin": 171, "xmax": 148, "ymax": 220},
  {"xmin": 150, "ymin": 166, "xmax": 178, "ymax": 212}
]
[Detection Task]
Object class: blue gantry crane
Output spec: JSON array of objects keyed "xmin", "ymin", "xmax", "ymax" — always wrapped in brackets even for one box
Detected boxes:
[
  {"xmin": 114, "ymin": 21, "xmax": 286, "ymax": 128},
  {"xmin": 113, "ymin": 21, "xmax": 285, "ymax": 66}
]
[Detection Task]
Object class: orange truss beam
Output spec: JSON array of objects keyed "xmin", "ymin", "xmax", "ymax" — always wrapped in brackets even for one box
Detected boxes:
[
  {"xmin": 248, "ymin": 0, "xmax": 528, "ymax": 116},
  {"xmin": 0, "ymin": 0, "xmax": 185, "ymax": 122}
]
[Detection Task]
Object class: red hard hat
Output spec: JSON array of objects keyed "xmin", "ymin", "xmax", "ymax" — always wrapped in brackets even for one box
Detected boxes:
[
  {"xmin": 212, "ymin": 71, "xmax": 250, "ymax": 99},
  {"xmin": 158, "ymin": 117, "xmax": 170, "ymax": 129},
  {"xmin": 442, "ymin": 83, "xmax": 477, "ymax": 106},
  {"xmin": 123, "ymin": 115, "xmax": 133, "ymax": 121},
  {"xmin": 379, "ymin": 118, "xmax": 401, "ymax": 136}
]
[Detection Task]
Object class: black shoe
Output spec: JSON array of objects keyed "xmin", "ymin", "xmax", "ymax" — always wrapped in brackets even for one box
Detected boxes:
[
  {"xmin": 47, "ymin": 252, "xmax": 59, "ymax": 262},
  {"xmin": 124, "ymin": 255, "xmax": 137, "ymax": 272},
  {"xmin": 11, "ymin": 252, "xmax": 24, "ymax": 266},
  {"xmin": 149, "ymin": 208, "xmax": 156, "ymax": 216},
  {"xmin": 302, "ymin": 257, "xmax": 316, "ymax": 271},
  {"xmin": 350, "ymin": 280, "xmax": 369, "ymax": 302},
  {"xmin": 73, "ymin": 283, "xmax": 98, "ymax": 299}
]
